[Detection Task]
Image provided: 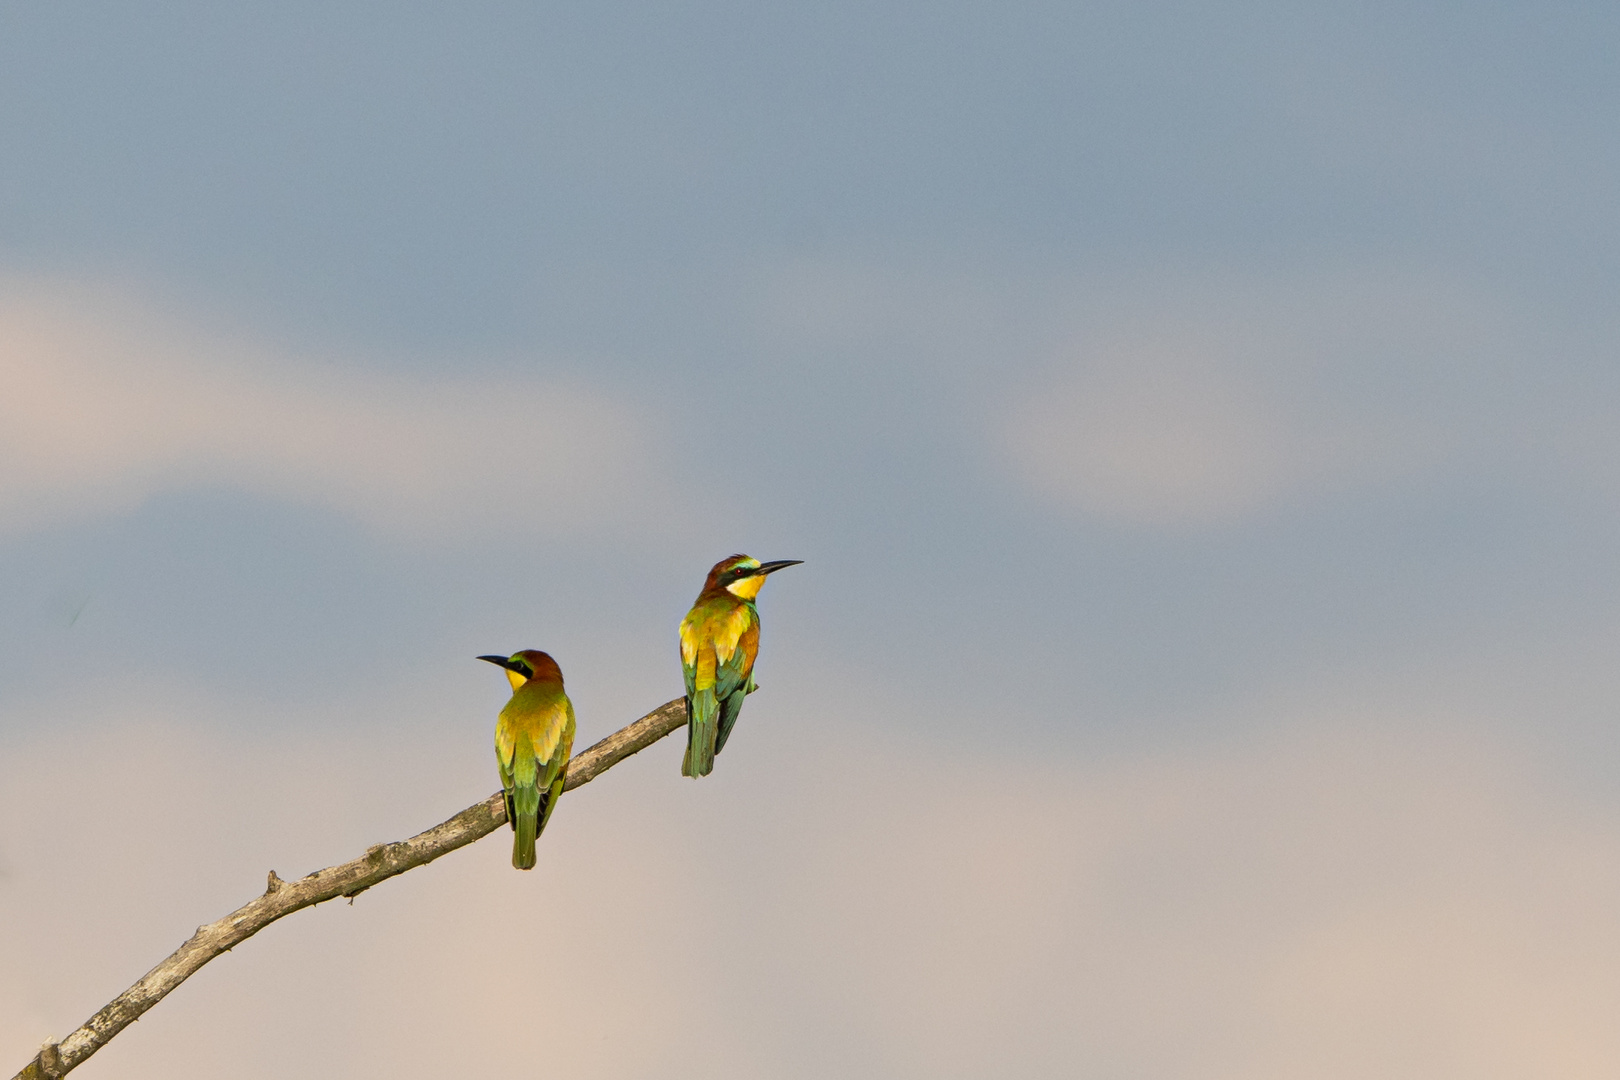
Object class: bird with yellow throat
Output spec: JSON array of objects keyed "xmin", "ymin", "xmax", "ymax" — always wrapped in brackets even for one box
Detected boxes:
[
  {"xmin": 679, "ymin": 555, "xmax": 802, "ymax": 777},
  {"xmin": 478, "ymin": 649, "xmax": 576, "ymax": 869}
]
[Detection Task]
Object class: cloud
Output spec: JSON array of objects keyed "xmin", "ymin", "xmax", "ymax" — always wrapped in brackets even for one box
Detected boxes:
[
  {"xmin": 5, "ymin": 686, "xmax": 1620, "ymax": 1078},
  {"xmin": 742, "ymin": 255, "xmax": 1578, "ymax": 530},
  {"xmin": 0, "ymin": 279, "xmax": 658, "ymax": 540},
  {"xmin": 999, "ymin": 271, "xmax": 1504, "ymax": 528},
  {"xmin": 1005, "ymin": 336, "xmax": 1297, "ymax": 525},
  {"xmin": 761, "ymin": 723, "xmax": 1620, "ymax": 1079}
]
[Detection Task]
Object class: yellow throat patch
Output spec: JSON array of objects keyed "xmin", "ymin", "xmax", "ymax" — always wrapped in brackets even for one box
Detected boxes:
[{"xmin": 725, "ymin": 574, "xmax": 766, "ymax": 600}]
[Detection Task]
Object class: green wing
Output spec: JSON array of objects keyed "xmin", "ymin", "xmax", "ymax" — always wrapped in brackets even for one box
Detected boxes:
[
  {"xmin": 500, "ymin": 686, "xmax": 570, "ymax": 870},
  {"xmin": 682, "ymin": 623, "xmax": 723, "ymax": 776},
  {"xmin": 681, "ymin": 599, "xmax": 759, "ymax": 776},
  {"xmin": 712, "ymin": 647, "xmax": 754, "ymax": 756},
  {"xmin": 497, "ymin": 748, "xmax": 517, "ymax": 829},
  {"xmin": 536, "ymin": 699, "xmax": 576, "ymax": 838}
]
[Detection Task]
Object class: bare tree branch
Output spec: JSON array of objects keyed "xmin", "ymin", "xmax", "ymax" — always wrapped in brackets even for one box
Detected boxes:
[{"xmin": 14, "ymin": 697, "xmax": 689, "ymax": 1080}]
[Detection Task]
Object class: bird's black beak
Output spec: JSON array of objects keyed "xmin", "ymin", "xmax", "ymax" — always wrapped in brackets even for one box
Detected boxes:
[
  {"xmin": 477, "ymin": 654, "xmax": 513, "ymax": 670},
  {"xmin": 755, "ymin": 559, "xmax": 804, "ymax": 575}
]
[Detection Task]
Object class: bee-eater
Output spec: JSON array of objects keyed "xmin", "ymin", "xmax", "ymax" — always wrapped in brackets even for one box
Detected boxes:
[
  {"xmin": 478, "ymin": 649, "xmax": 576, "ymax": 870},
  {"xmin": 680, "ymin": 554, "xmax": 802, "ymax": 777}
]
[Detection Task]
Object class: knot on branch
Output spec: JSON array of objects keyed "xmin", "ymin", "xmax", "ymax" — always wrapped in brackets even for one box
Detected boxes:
[
  {"xmin": 22, "ymin": 1042, "xmax": 60, "ymax": 1079},
  {"xmin": 265, "ymin": 870, "xmax": 285, "ymax": 895}
]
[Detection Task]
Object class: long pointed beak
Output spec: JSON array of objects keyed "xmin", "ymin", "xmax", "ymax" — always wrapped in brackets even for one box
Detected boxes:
[
  {"xmin": 477, "ymin": 654, "xmax": 513, "ymax": 669},
  {"xmin": 756, "ymin": 559, "xmax": 804, "ymax": 575}
]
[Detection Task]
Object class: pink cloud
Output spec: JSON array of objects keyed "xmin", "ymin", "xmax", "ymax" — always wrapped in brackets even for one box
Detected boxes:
[
  {"xmin": 0, "ymin": 279, "xmax": 659, "ymax": 540},
  {"xmin": 5, "ymin": 689, "xmax": 1620, "ymax": 1077}
]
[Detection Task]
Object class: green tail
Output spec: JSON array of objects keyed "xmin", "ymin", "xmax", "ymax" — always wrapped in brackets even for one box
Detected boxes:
[
  {"xmin": 683, "ymin": 690, "xmax": 717, "ymax": 777},
  {"xmin": 512, "ymin": 784, "xmax": 539, "ymax": 870},
  {"xmin": 510, "ymin": 745, "xmax": 541, "ymax": 870}
]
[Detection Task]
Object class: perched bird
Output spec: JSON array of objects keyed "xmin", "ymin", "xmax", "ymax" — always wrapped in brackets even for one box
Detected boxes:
[
  {"xmin": 478, "ymin": 649, "xmax": 576, "ymax": 870},
  {"xmin": 679, "ymin": 554, "xmax": 802, "ymax": 777}
]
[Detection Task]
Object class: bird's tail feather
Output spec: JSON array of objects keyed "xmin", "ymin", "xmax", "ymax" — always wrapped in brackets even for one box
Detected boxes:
[
  {"xmin": 512, "ymin": 803, "xmax": 537, "ymax": 870},
  {"xmin": 683, "ymin": 691, "xmax": 717, "ymax": 777},
  {"xmin": 511, "ymin": 741, "xmax": 541, "ymax": 870}
]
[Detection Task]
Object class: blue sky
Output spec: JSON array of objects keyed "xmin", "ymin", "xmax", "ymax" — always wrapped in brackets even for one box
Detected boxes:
[{"xmin": 6, "ymin": 3, "xmax": 1620, "ymax": 1077}]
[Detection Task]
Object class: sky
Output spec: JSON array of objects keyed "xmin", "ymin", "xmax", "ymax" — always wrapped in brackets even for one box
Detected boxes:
[{"xmin": 4, "ymin": 2, "xmax": 1620, "ymax": 1076}]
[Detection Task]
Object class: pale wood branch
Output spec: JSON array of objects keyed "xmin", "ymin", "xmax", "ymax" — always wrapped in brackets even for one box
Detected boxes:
[{"xmin": 14, "ymin": 697, "xmax": 689, "ymax": 1080}]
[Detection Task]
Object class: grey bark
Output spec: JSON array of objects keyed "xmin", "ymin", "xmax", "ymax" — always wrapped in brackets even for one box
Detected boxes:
[{"xmin": 13, "ymin": 697, "xmax": 689, "ymax": 1080}]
